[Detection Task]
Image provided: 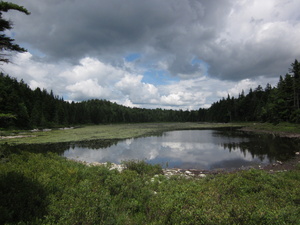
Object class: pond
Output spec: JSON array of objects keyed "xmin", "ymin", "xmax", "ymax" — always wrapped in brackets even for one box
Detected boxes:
[
  {"xmin": 7, "ymin": 128, "xmax": 299, "ymax": 170},
  {"xmin": 60, "ymin": 128, "xmax": 298, "ymax": 170}
]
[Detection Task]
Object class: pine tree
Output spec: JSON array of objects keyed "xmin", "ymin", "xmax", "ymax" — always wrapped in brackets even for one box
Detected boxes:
[
  {"xmin": 0, "ymin": 1, "xmax": 30, "ymax": 63},
  {"xmin": 290, "ymin": 59, "xmax": 300, "ymax": 109}
]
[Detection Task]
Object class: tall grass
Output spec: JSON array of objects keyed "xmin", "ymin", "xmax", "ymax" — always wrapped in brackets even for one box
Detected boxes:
[
  {"xmin": 1, "ymin": 148, "xmax": 299, "ymax": 224},
  {"xmin": 0, "ymin": 122, "xmax": 242, "ymax": 144}
]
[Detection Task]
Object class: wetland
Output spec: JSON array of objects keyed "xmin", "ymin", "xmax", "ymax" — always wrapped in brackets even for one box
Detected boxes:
[
  {"xmin": 1, "ymin": 123, "xmax": 300, "ymax": 224},
  {"xmin": 3, "ymin": 123, "xmax": 299, "ymax": 171}
]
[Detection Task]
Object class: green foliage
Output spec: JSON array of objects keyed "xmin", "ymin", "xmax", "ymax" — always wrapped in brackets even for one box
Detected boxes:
[
  {"xmin": 0, "ymin": 1, "xmax": 30, "ymax": 63},
  {"xmin": 246, "ymin": 122, "xmax": 300, "ymax": 134},
  {"xmin": 0, "ymin": 74, "xmax": 201, "ymax": 129},
  {"xmin": 0, "ymin": 171, "xmax": 48, "ymax": 224},
  {"xmin": 2, "ymin": 59, "xmax": 300, "ymax": 129},
  {"xmin": 205, "ymin": 59, "xmax": 300, "ymax": 124},
  {"xmin": 0, "ymin": 113, "xmax": 16, "ymax": 128},
  {"xmin": 0, "ymin": 150, "xmax": 299, "ymax": 224},
  {"xmin": 0, "ymin": 122, "xmax": 241, "ymax": 145},
  {"xmin": 122, "ymin": 159, "xmax": 163, "ymax": 176}
]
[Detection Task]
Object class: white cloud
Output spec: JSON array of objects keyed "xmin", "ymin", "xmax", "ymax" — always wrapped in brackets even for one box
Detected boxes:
[
  {"xmin": 204, "ymin": 0, "xmax": 300, "ymax": 80},
  {"xmin": 217, "ymin": 79, "xmax": 256, "ymax": 98},
  {"xmin": 122, "ymin": 99, "xmax": 138, "ymax": 108},
  {"xmin": 2, "ymin": 52, "xmax": 280, "ymax": 110},
  {"xmin": 1, "ymin": 52, "xmax": 64, "ymax": 92},
  {"xmin": 115, "ymin": 74, "xmax": 160, "ymax": 104},
  {"xmin": 59, "ymin": 57, "xmax": 127, "ymax": 86},
  {"xmin": 66, "ymin": 79, "xmax": 110, "ymax": 100}
]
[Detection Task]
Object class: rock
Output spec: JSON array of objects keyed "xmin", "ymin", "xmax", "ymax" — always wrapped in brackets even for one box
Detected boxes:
[
  {"xmin": 42, "ymin": 129, "xmax": 52, "ymax": 132},
  {"xmin": 90, "ymin": 162, "xmax": 102, "ymax": 166},
  {"xmin": 108, "ymin": 163, "xmax": 124, "ymax": 172},
  {"xmin": 73, "ymin": 159, "xmax": 214, "ymax": 178},
  {"xmin": 185, "ymin": 170, "xmax": 192, "ymax": 175},
  {"xmin": 59, "ymin": 127, "xmax": 74, "ymax": 130}
]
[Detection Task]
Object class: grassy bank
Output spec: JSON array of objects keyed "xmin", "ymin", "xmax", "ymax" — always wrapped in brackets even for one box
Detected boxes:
[
  {"xmin": 241, "ymin": 122, "xmax": 300, "ymax": 134},
  {"xmin": 1, "ymin": 123, "xmax": 300, "ymax": 224},
  {"xmin": 0, "ymin": 122, "xmax": 242, "ymax": 144},
  {"xmin": 1, "ymin": 150, "xmax": 299, "ymax": 225},
  {"xmin": 2, "ymin": 122, "xmax": 300, "ymax": 145}
]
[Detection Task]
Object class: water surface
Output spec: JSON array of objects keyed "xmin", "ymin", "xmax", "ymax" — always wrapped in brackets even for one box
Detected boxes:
[{"xmin": 62, "ymin": 129, "xmax": 298, "ymax": 170}]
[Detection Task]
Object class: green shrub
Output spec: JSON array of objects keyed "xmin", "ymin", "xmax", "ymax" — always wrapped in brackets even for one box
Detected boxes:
[
  {"xmin": 122, "ymin": 159, "xmax": 163, "ymax": 176},
  {"xmin": 0, "ymin": 151, "xmax": 299, "ymax": 224},
  {"xmin": 0, "ymin": 171, "xmax": 48, "ymax": 224}
]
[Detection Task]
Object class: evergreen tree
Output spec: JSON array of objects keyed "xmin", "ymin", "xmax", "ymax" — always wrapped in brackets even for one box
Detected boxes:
[
  {"xmin": 0, "ymin": 1, "xmax": 30, "ymax": 63},
  {"xmin": 290, "ymin": 59, "xmax": 300, "ymax": 109}
]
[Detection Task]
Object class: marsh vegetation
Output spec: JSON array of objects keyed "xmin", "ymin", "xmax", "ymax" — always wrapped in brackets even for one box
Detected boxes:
[
  {"xmin": 1, "ymin": 123, "xmax": 300, "ymax": 224},
  {"xmin": 1, "ymin": 150, "xmax": 300, "ymax": 224}
]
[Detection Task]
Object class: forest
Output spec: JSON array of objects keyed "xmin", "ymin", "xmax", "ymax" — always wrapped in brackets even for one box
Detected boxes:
[
  {"xmin": 206, "ymin": 59, "xmax": 300, "ymax": 123},
  {"xmin": 0, "ymin": 74, "xmax": 199, "ymax": 128},
  {"xmin": 0, "ymin": 59, "xmax": 300, "ymax": 129}
]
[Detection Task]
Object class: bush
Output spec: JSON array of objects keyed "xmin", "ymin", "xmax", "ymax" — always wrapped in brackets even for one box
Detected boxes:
[
  {"xmin": 0, "ymin": 151, "xmax": 299, "ymax": 224},
  {"xmin": 0, "ymin": 172, "xmax": 48, "ymax": 224},
  {"xmin": 122, "ymin": 159, "xmax": 163, "ymax": 176}
]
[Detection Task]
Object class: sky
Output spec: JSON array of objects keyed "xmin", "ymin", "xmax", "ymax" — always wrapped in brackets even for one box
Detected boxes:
[{"xmin": 2, "ymin": 0, "xmax": 300, "ymax": 110}]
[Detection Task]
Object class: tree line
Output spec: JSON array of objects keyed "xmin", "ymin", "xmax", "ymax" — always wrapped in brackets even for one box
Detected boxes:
[
  {"xmin": 203, "ymin": 59, "xmax": 300, "ymax": 124},
  {"xmin": 0, "ymin": 73, "xmax": 200, "ymax": 128},
  {"xmin": 1, "ymin": 2, "xmax": 300, "ymax": 128},
  {"xmin": 0, "ymin": 1, "xmax": 198, "ymax": 129},
  {"xmin": 1, "ymin": 59, "xmax": 300, "ymax": 128}
]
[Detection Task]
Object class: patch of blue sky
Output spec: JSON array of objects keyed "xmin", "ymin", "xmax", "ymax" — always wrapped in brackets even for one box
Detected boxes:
[
  {"xmin": 3, "ymin": 31, "xmax": 45, "ymax": 58},
  {"xmin": 191, "ymin": 57, "xmax": 209, "ymax": 76},
  {"xmin": 142, "ymin": 69, "xmax": 180, "ymax": 85},
  {"xmin": 22, "ymin": 43, "xmax": 46, "ymax": 58},
  {"xmin": 125, "ymin": 53, "xmax": 141, "ymax": 62}
]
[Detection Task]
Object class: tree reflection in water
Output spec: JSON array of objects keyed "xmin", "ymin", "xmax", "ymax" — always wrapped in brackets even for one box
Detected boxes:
[{"xmin": 5, "ymin": 129, "xmax": 299, "ymax": 170}]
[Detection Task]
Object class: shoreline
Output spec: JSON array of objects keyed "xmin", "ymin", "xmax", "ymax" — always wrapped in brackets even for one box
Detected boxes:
[
  {"xmin": 239, "ymin": 127, "xmax": 300, "ymax": 138},
  {"xmin": 2, "ymin": 123, "xmax": 300, "ymax": 176},
  {"xmin": 73, "ymin": 152, "xmax": 300, "ymax": 178}
]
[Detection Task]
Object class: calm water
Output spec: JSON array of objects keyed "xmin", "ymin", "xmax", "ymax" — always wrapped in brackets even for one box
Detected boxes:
[{"xmin": 60, "ymin": 129, "xmax": 298, "ymax": 170}]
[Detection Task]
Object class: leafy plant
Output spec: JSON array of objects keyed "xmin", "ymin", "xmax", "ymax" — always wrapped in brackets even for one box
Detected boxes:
[
  {"xmin": 0, "ymin": 151, "xmax": 299, "ymax": 224},
  {"xmin": 122, "ymin": 159, "xmax": 163, "ymax": 176}
]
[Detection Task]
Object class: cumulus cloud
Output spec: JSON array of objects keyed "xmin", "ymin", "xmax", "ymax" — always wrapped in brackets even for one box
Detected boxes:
[
  {"xmin": 2, "ymin": 0, "xmax": 299, "ymax": 109},
  {"xmin": 7, "ymin": 0, "xmax": 297, "ymax": 80},
  {"xmin": 2, "ymin": 52, "xmax": 279, "ymax": 109},
  {"xmin": 115, "ymin": 74, "xmax": 159, "ymax": 105},
  {"xmin": 66, "ymin": 79, "xmax": 110, "ymax": 100},
  {"xmin": 202, "ymin": 0, "xmax": 300, "ymax": 80}
]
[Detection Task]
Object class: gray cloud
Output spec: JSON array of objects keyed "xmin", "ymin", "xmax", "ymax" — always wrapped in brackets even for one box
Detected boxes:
[
  {"xmin": 7, "ymin": 0, "xmax": 233, "ymax": 73},
  {"xmin": 2, "ymin": 0, "xmax": 300, "ymax": 109}
]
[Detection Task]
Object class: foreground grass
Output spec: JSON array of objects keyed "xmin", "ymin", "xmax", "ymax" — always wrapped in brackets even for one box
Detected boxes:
[
  {"xmin": 0, "ymin": 122, "xmax": 242, "ymax": 144},
  {"xmin": 1, "ymin": 149, "xmax": 300, "ymax": 225}
]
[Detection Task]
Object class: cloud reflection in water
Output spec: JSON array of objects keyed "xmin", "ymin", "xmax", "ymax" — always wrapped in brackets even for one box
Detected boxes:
[{"xmin": 63, "ymin": 130, "xmax": 279, "ymax": 170}]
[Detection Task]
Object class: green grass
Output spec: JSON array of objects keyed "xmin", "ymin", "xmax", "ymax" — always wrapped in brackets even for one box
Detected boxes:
[
  {"xmin": 2, "ymin": 122, "xmax": 300, "ymax": 145},
  {"xmin": 0, "ymin": 122, "xmax": 242, "ymax": 144},
  {"xmin": 1, "ymin": 122, "xmax": 300, "ymax": 224},
  {"xmin": 241, "ymin": 122, "xmax": 300, "ymax": 134},
  {"xmin": 0, "ymin": 150, "xmax": 299, "ymax": 224}
]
